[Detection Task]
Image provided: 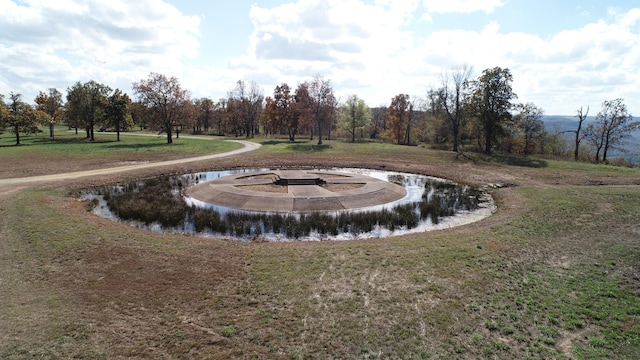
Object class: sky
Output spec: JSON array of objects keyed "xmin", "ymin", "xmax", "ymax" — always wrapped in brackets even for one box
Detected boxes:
[{"xmin": 1, "ymin": 0, "xmax": 640, "ymax": 115}]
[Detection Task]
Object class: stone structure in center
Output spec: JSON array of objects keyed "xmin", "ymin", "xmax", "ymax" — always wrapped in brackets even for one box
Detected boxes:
[
  {"xmin": 272, "ymin": 170, "xmax": 326, "ymax": 186},
  {"xmin": 185, "ymin": 169, "xmax": 407, "ymax": 212}
]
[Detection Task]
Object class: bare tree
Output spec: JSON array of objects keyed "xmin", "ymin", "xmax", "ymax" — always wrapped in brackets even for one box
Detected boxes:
[
  {"xmin": 228, "ymin": 80, "xmax": 264, "ymax": 138},
  {"xmin": 305, "ymin": 75, "xmax": 336, "ymax": 145},
  {"xmin": 574, "ymin": 106, "xmax": 589, "ymax": 161},
  {"xmin": 439, "ymin": 65, "xmax": 473, "ymax": 152}
]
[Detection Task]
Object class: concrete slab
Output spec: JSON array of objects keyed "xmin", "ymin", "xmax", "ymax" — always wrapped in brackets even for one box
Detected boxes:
[{"xmin": 184, "ymin": 169, "xmax": 407, "ymax": 212}]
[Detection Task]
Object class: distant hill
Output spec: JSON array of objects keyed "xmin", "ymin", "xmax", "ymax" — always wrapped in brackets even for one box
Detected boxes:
[{"xmin": 542, "ymin": 115, "xmax": 640, "ymax": 165}]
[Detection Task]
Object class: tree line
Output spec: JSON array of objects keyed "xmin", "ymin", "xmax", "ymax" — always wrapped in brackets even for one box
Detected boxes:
[{"xmin": 1, "ymin": 67, "xmax": 638, "ymax": 163}]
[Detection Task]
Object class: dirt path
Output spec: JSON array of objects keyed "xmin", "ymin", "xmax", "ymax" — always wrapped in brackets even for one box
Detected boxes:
[{"xmin": 0, "ymin": 139, "xmax": 261, "ymax": 187}]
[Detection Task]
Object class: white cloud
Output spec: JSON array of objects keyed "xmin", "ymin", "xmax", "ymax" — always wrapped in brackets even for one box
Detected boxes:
[
  {"xmin": 2, "ymin": 0, "xmax": 639, "ymax": 116},
  {"xmin": 412, "ymin": 12, "xmax": 640, "ymax": 112},
  {"xmin": 0, "ymin": 0, "xmax": 200, "ymax": 99},
  {"xmin": 233, "ymin": 1, "xmax": 640, "ymax": 114},
  {"xmin": 422, "ymin": 0, "xmax": 505, "ymax": 14},
  {"xmin": 230, "ymin": 0, "xmax": 421, "ymax": 104}
]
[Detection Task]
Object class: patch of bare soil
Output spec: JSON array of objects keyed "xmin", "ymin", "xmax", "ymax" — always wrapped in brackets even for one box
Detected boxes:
[{"xmin": 556, "ymin": 326, "xmax": 599, "ymax": 360}]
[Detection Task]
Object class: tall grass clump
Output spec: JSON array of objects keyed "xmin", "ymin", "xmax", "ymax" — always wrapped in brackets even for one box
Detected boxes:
[{"xmin": 103, "ymin": 177, "xmax": 188, "ymax": 227}]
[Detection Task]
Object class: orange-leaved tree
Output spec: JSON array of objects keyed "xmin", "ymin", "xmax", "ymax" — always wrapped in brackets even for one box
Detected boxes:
[{"xmin": 387, "ymin": 94, "xmax": 411, "ymax": 145}]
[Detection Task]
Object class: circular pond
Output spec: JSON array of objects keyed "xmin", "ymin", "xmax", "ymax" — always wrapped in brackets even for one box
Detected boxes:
[{"xmin": 84, "ymin": 168, "xmax": 495, "ymax": 241}]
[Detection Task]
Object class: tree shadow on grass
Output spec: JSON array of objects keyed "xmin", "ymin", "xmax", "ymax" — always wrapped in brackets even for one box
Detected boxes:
[
  {"xmin": 486, "ymin": 154, "xmax": 548, "ymax": 168},
  {"xmin": 0, "ymin": 136, "xmax": 113, "ymax": 148},
  {"xmin": 287, "ymin": 143, "xmax": 332, "ymax": 153},
  {"xmin": 104, "ymin": 142, "xmax": 179, "ymax": 150},
  {"xmin": 261, "ymin": 139, "xmax": 298, "ymax": 146},
  {"xmin": 261, "ymin": 139, "xmax": 318, "ymax": 146}
]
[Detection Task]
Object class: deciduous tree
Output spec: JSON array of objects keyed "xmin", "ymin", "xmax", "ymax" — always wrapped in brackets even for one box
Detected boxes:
[
  {"xmin": 132, "ymin": 73, "xmax": 189, "ymax": 144},
  {"xmin": 293, "ymin": 83, "xmax": 313, "ymax": 141},
  {"xmin": 339, "ymin": 94, "xmax": 371, "ymax": 142},
  {"xmin": 263, "ymin": 83, "xmax": 294, "ymax": 139},
  {"xmin": 174, "ymin": 97, "xmax": 195, "ymax": 138},
  {"xmin": 0, "ymin": 94, "xmax": 7, "ymax": 128},
  {"xmin": 369, "ymin": 106, "xmax": 389, "ymax": 139},
  {"xmin": 228, "ymin": 80, "xmax": 264, "ymax": 138},
  {"xmin": 387, "ymin": 94, "xmax": 411, "ymax": 145},
  {"xmin": 129, "ymin": 101, "xmax": 147, "ymax": 131},
  {"xmin": 5, "ymin": 93, "xmax": 49, "ymax": 145},
  {"xmin": 513, "ymin": 103, "xmax": 545, "ymax": 155},
  {"xmin": 213, "ymin": 98, "xmax": 228, "ymax": 135},
  {"xmin": 193, "ymin": 97, "xmax": 214, "ymax": 134},
  {"xmin": 65, "ymin": 80, "xmax": 111, "ymax": 141},
  {"xmin": 105, "ymin": 89, "xmax": 132, "ymax": 141},
  {"xmin": 303, "ymin": 75, "xmax": 337, "ymax": 145},
  {"xmin": 585, "ymin": 99, "xmax": 638, "ymax": 163},
  {"xmin": 34, "ymin": 88, "xmax": 63, "ymax": 140},
  {"xmin": 469, "ymin": 67, "xmax": 517, "ymax": 154},
  {"xmin": 439, "ymin": 65, "xmax": 473, "ymax": 152}
]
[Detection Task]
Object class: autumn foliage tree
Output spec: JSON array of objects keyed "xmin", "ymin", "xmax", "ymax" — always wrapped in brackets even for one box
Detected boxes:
[
  {"xmin": 174, "ymin": 97, "xmax": 195, "ymax": 138},
  {"xmin": 0, "ymin": 94, "xmax": 6, "ymax": 127},
  {"xmin": 387, "ymin": 94, "xmax": 411, "ymax": 145},
  {"xmin": 213, "ymin": 99, "xmax": 228, "ymax": 135},
  {"xmin": 292, "ymin": 83, "xmax": 312, "ymax": 140},
  {"xmin": 34, "ymin": 88, "xmax": 63, "ymax": 140},
  {"xmin": 5, "ymin": 93, "xmax": 49, "ymax": 145},
  {"xmin": 263, "ymin": 83, "xmax": 291, "ymax": 137},
  {"xmin": 132, "ymin": 73, "xmax": 189, "ymax": 144},
  {"xmin": 193, "ymin": 97, "xmax": 214, "ymax": 134}
]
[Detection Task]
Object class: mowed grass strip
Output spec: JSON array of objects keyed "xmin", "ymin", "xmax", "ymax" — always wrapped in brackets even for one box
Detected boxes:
[
  {"xmin": 0, "ymin": 128, "xmax": 241, "ymax": 160},
  {"xmin": 0, "ymin": 136, "xmax": 639, "ymax": 359}
]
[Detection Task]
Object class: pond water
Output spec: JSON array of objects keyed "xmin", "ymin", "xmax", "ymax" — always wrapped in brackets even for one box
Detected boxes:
[{"xmin": 83, "ymin": 168, "xmax": 495, "ymax": 241}]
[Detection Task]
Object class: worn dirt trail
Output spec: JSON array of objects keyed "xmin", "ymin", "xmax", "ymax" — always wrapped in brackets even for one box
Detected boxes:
[{"xmin": 0, "ymin": 139, "xmax": 260, "ymax": 187}]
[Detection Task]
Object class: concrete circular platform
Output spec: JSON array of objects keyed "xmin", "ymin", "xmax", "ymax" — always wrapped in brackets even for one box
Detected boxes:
[{"xmin": 185, "ymin": 169, "xmax": 408, "ymax": 212}]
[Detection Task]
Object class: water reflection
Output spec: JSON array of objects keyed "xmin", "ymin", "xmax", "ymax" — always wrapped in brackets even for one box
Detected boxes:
[{"xmin": 83, "ymin": 168, "xmax": 495, "ymax": 241}]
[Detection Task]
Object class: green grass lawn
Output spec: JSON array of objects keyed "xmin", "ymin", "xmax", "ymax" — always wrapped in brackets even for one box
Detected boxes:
[
  {"xmin": 0, "ymin": 128, "xmax": 240, "ymax": 157},
  {"xmin": 1, "ymin": 134, "xmax": 639, "ymax": 359}
]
